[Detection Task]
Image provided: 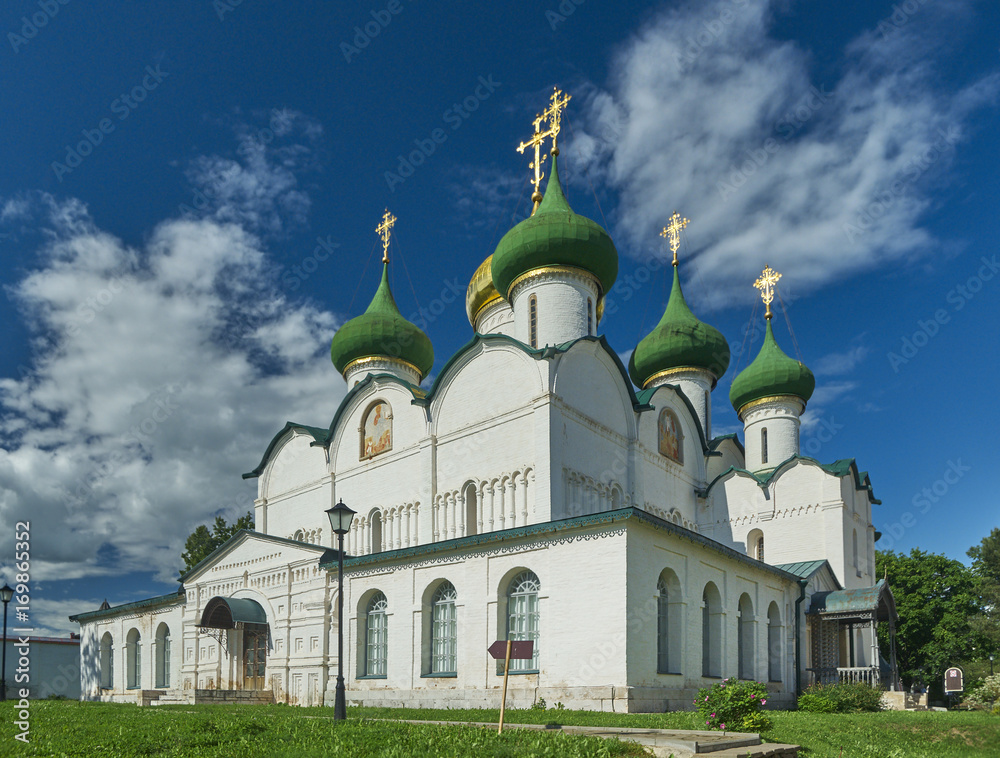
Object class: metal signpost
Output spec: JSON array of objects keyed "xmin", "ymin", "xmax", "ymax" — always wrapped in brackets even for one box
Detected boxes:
[{"xmin": 487, "ymin": 639, "xmax": 534, "ymax": 734}]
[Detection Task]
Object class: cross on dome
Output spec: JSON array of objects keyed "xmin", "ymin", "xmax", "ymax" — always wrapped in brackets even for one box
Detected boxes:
[
  {"xmin": 661, "ymin": 211, "xmax": 690, "ymax": 266},
  {"xmin": 376, "ymin": 208, "xmax": 397, "ymax": 263},
  {"xmin": 753, "ymin": 265, "xmax": 782, "ymax": 319}
]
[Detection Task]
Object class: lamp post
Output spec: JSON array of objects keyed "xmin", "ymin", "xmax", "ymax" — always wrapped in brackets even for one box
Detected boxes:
[
  {"xmin": 326, "ymin": 499, "xmax": 356, "ymax": 721},
  {"xmin": 1, "ymin": 583, "xmax": 14, "ymax": 702}
]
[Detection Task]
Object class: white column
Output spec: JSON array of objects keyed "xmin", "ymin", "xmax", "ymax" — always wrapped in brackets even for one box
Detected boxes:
[
  {"xmin": 457, "ymin": 492, "xmax": 466, "ymax": 537},
  {"xmin": 519, "ymin": 473, "xmax": 529, "ymax": 525}
]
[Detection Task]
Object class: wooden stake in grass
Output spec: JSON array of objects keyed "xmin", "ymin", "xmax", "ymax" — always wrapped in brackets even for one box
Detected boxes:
[{"xmin": 499, "ymin": 640, "xmax": 512, "ymax": 735}]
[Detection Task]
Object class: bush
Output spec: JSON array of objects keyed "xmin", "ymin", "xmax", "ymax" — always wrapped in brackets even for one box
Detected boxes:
[
  {"xmin": 964, "ymin": 674, "xmax": 1000, "ymax": 711},
  {"xmin": 797, "ymin": 682, "xmax": 885, "ymax": 713},
  {"xmin": 694, "ymin": 679, "xmax": 772, "ymax": 733}
]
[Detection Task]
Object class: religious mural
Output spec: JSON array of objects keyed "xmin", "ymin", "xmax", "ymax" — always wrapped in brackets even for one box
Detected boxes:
[
  {"xmin": 658, "ymin": 409, "xmax": 682, "ymax": 463},
  {"xmin": 362, "ymin": 401, "xmax": 392, "ymax": 459}
]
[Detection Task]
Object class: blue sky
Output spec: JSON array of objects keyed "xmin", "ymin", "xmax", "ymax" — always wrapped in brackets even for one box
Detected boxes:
[{"xmin": 1, "ymin": 0, "xmax": 998, "ymax": 635}]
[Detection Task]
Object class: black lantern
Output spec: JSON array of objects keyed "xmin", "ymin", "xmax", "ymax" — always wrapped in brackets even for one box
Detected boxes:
[{"xmin": 325, "ymin": 500, "xmax": 356, "ymax": 720}]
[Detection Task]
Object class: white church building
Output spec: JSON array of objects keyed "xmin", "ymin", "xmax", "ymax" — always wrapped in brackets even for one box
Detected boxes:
[{"xmin": 70, "ymin": 95, "xmax": 897, "ymax": 712}]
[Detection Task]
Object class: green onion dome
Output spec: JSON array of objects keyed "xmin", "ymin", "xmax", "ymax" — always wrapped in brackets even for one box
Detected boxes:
[
  {"xmin": 729, "ymin": 319, "xmax": 814, "ymax": 415},
  {"xmin": 330, "ymin": 263, "xmax": 434, "ymax": 380},
  {"xmin": 491, "ymin": 156, "xmax": 618, "ymax": 300},
  {"xmin": 628, "ymin": 265, "xmax": 730, "ymax": 388}
]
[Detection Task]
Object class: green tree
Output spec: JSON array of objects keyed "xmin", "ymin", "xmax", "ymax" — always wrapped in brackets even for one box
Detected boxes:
[
  {"xmin": 968, "ymin": 528, "xmax": 1000, "ymax": 656},
  {"xmin": 876, "ymin": 548, "xmax": 984, "ymax": 691},
  {"xmin": 179, "ymin": 511, "xmax": 254, "ymax": 577}
]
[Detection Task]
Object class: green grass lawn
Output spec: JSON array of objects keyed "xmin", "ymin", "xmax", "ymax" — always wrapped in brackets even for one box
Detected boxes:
[{"xmin": 1, "ymin": 701, "xmax": 997, "ymax": 758}]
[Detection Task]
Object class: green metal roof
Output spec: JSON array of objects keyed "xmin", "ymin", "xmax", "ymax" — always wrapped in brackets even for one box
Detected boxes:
[
  {"xmin": 492, "ymin": 156, "xmax": 618, "ymax": 300},
  {"xmin": 243, "ymin": 421, "xmax": 328, "ymax": 479},
  {"xmin": 629, "ymin": 265, "xmax": 730, "ymax": 388},
  {"xmin": 774, "ymin": 559, "xmax": 830, "ymax": 580},
  {"xmin": 700, "ymin": 454, "xmax": 881, "ymax": 505},
  {"xmin": 329, "ymin": 262, "xmax": 434, "ymax": 379},
  {"xmin": 199, "ymin": 596, "xmax": 267, "ymax": 628},
  {"xmin": 729, "ymin": 319, "xmax": 814, "ymax": 414},
  {"xmin": 808, "ymin": 579, "xmax": 897, "ymax": 621},
  {"xmin": 69, "ymin": 588, "xmax": 184, "ymax": 623},
  {"xmin": 319, "ymin": 506, "xmax": 801, "ymax": 584}
]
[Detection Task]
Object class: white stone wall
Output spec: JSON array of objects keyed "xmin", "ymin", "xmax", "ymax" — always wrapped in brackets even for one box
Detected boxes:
[
  {"xmin": 647, "ymin": 370, "xmax": 714, "ymax": 441},
  {"xmin": 510, "ymin": 269, "xmax": 599, "ymax": 347},
  {"xmin": 741, "ymin": 397, "xmax": 805, "ymax": 471},
  {"xmin": 474, "ymin": 298, "xmax": 514, "ymax": 336}
]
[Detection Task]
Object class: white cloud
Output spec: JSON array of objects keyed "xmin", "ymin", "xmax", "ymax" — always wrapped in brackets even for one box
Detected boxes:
[
  {"xmin": 568, "ymin": 0, "xmax": 999, "ymax": 309},
  {"xmin": 812, "ymin": 344, "xmax": 870, "ymax": 377},
  {"xmin": 0, "ymin": 178, "xmax": 342, "ymax": 587}
]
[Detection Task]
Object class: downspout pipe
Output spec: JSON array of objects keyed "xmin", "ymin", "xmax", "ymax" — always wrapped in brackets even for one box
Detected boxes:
[{"xmin": 794, "ymin": 579, "xmax": 808, "ymax": 703}]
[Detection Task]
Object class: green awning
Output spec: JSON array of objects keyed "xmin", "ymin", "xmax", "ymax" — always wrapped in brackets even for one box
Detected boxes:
[{"xmin": 198, "ymin": 597, "xmax": 268, "ymax": 629}]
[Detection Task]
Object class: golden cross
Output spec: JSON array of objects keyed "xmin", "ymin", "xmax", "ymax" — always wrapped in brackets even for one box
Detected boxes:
[
  {"xmin": 753, "ymin": 265, "xmax": 782, "ymax": 319},
  {"xmin": 376, "ymin": 208, "xmax": 396, "ymax": 263},
  {"xmin": 661, "ymin": 211, "xmax": 690, "ymax": 266},
  {"xmin": 517, "ymin": 113, "xmax": 551, "ymax": 207},
  {"xmin": 540, "ymin": 87, "xmax": 572, "ymax": 154}
]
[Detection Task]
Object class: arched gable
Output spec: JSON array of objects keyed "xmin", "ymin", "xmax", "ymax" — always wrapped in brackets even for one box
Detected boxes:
[
  {"xmin": 259, "ymin": 428, "xmax": 329, "ymax": 501},
  {"xmin": 639, "ymin": 384, "xmax": 708, "ymax": 481},
  {"xmin": 551, "ymin": 339, "xmax": 636, "ymax": 439}
]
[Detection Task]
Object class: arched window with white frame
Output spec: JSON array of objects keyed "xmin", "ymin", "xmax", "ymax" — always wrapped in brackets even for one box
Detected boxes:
[
  {"xmin": 100, "ymin": 632, "xmax": 114, "ymax": 689},
  {"xmin": 702, "ymin": 583, "xmax": 722, "ymax": 678},
  {"xmin": 767, "ymin": 602, "xmax": 782, "ymax": 682},
  {"xmin": 154, "ymin": 623, "xmax": 170, "ymax": 688},
  {"xmin": 126, "ymin": 628, "xmax": 141, "ymax": 689},
  {"xmin": 506, "ymin": 571, "xmax": 540, "ymax": 672},
  {"xmin": 529, "ymin": 295, "xmax": 538, "ymax": 348},
  {"xmin": 364, "ymin": 592, "xmax": 388, "ymax": 677},
  {"xmin": 738, "ymin": 593, "xmax": 755, "ymax": 680},
  {"xmin": 430, "ymin": 581, "xmax": 458, "ymax": 674},
  {"xmin": 657, "ymin": 569, "xmax": 682, "ymax": 674}
]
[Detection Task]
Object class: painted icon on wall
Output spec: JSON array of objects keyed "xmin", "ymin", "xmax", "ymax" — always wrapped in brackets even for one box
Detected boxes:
[
  {"xmin": 362, "ymin": 401, "xmax": 392, "ymax": 459},
  {"xmin": 658, "ymin": 409, "xmax": 683, "ymax": 463}
]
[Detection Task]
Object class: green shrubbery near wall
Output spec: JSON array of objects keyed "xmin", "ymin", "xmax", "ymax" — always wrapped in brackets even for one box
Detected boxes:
[
  {"xmin": 694, "ymin": 678, "xmax": 773, "ymax": 732},
  {"xmin": 797, "ymin": 682, "xmax": 886, "ymax": 713}
]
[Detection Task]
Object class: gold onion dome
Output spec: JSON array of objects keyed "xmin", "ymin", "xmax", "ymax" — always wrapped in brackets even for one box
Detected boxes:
[
  {"xmin": 628, "ymin": 265, "xmax": 730, "ymax": 388},
  {"xmin": 490, "ymin": 156, "xmax": 618, "ymax": 301},
  {"xmin": 466, "ymin": 254, "xmax": 503, "ymax": 326},
  {"xmin": 330, "ymin": 262, "xmax": 434, "ymax": 381}
]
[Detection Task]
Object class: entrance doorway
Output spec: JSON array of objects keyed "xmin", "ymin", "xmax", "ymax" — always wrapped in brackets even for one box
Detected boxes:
[{"xmin": 243, "ymin": 629, "xmax": 268, "ymax": 690}]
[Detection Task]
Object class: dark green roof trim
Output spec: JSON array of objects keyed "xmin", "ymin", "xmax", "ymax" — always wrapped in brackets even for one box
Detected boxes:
[
  {"xmin": 69, "ymin": 588, "xmax": 185, "ymax": 623},
  {"xmin": 199, "ymin": 596, "xmax": 268, "ymax": 627},
  {"xmin": 243, "ymin": 421, "xmax": 328, "ymax": 479},
  {"xmin": 179, "ymin": 529, "xmax": 327, "ymax": 583},
  {"xmin": 317, "ymin": 371, "xmax": 425, "ymax": 450},
  {"xmin": 808, "ymin": 579, "xmax": 897, "ymax": 620},
  {"xmin": 708, "ymin": 433, "xmax": 744, "ymax": 455},
  {"xmin": 698, "ymin": 455, "xmax": 881, "ymax": 504},
  {"xmin": 319, "ymin": 506, "xmax": 801, "ymax": 583}
]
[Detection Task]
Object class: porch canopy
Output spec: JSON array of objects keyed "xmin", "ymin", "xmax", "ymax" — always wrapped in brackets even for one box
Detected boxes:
[
  {"xmin": 807, "ymin": 579, "xmax": 900, "ymax": 689},
  {"xmin": 198, "ymin": 596, "xmax": 268, "ymax": 629}
]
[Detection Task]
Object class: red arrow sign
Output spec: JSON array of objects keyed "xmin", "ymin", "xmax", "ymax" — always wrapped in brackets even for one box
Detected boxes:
[{"xmin": 488, "ymin": 640, "xmax": 534, "ymax": 660}]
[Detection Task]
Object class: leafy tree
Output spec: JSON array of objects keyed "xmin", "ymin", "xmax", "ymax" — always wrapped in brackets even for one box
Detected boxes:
[
  {"xmin": 968, "ymin": 528, "xmax": 1000, "ymax": 656},
  {"xmin": 179, "ymin": 511, "xmax": 254, "ymax": 577},
  {"xmin": 876, "ymin": 549, "xmax": 984, "ymax": 692}
]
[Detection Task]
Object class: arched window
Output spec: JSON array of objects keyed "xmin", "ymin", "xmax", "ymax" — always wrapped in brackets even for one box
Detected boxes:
[
  {"xmin": 767, "ymin": 602, "xmax": 782, "ymax": 682},
  {"xmin": 507, "ymin": 571, "xmax": 540, "ymax": 672},
  {"xmin": 658, "ymin": 409, "xmax": 683, "ymax": 463},
  {"xmin": 361, "ymin": 400, "xmax": 392, "ymax": 459},
  {"xmin": 154, "ymin": 623, "xmax": 171, "ymax": 688},
  {"xmin": 370, "ymin": 510, "xmax": 383, "ymax": 555},
  {"xmin": 463, "ymin": 483, "xmax": 478, "ymax": 537},
  {"xmin": 126, "ymin": 628, "xmax": 141, "ymax": 689},
  {"xmin": 747, "ymin": 529, "xmax": 764, "ymax": 561},
  {"xmin": 431, "ymin": 582, "xmax": 458, "ymax": 674},
  {"xmin": 738, "ymin": 594, "xmax": 755, "ymax": 680},
  {"xmin": 853, "ymin": 530, "xmax": 860, "ymax": 576},
  {"xmin": 364, "ymin": 592, "xmax": 388, "ymax": 676},
  {"xmin": 761, "ymin": 427, "xmax": 768, "ymax": 464},
  {"xmin": 587, "ymin": 298, "xmax": 593, "ymax": 335},
  {"xmin": 529, "ymin": 295, "xmax": 538, "ymax": 348},
  {"xmin": 293, "ymin": 529, "xmax": 304, "ymax": 542},
  {"xmin": 100, "ymin": 632, "xmax": 114, "ymax": 689},
  {"xmin": 702, "ymin": 583, "xmax": 722, "ymax": 678},
  {"xmin": 657, "ymin": 570, "xmax": 682, "ymax": 674}
]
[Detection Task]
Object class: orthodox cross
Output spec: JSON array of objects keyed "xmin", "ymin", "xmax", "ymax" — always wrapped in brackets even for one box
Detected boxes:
[
  {"xmin": 376, "ymin": 208, "xmax": 396, "ymax": 263},
  {"xmin": 753, "ymin": 265, "xmax": 782, "ymax": 319},
  {"xmin": 540, "ymin": 87, "xmax": 572, "ymax": 154},
  {"xmin": 517, "ymin": 113, "xmax": 551, "ymax": 208},
  {"xmin": 661, "ymin": 211, "xmax": 690, "ymax": 266}
]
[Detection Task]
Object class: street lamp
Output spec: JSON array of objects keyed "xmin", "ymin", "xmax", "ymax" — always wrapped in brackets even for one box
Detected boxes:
[
  {"xmin": 1, "ymin": 583, "xmax": 14, "ymax": 702},
  {"xmin": 326, "ymin": 499, "xmax": 356, "ymax": 721}
]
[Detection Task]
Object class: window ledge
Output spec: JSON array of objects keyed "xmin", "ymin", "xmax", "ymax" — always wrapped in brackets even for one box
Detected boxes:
[
  {"xmin": 657, "ymin": 670, "xmax": 682, "ymax": 676},
  {"xmin": 421, "ymin": 672, "xmax": 457, "ymax": 678},
  {"xmin": 701, "ymin": 675, "xmax": 722, "ymax": 679},
  {"xmin": 357, "ymin": 674, "xmax": 387, "ymax": 680},
  {"xmin": 126, "ymin": 686, "xmax": 141, "ymax": 690},
  {"xmin": 497, "ymin": 669, "xmax": 539, "ymax": 676}
]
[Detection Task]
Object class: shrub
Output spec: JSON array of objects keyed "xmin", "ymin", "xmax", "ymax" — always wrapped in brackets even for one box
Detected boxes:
[
  {"xmin": 694, "ymin": 679, "xmax": 772, "ymax": 733},
  {"xmin": 964, "ymin": 674, "xmax": 1000, "ymax": 711},
  {"xmin": 797, "ymin": 682, "xmax": 885, "ymax": 713}
]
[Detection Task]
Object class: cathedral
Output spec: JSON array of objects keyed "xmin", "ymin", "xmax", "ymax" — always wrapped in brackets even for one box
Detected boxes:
[{"xmin": 70, "ymin": 90, "xmax": 897, "ymax": 712}]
